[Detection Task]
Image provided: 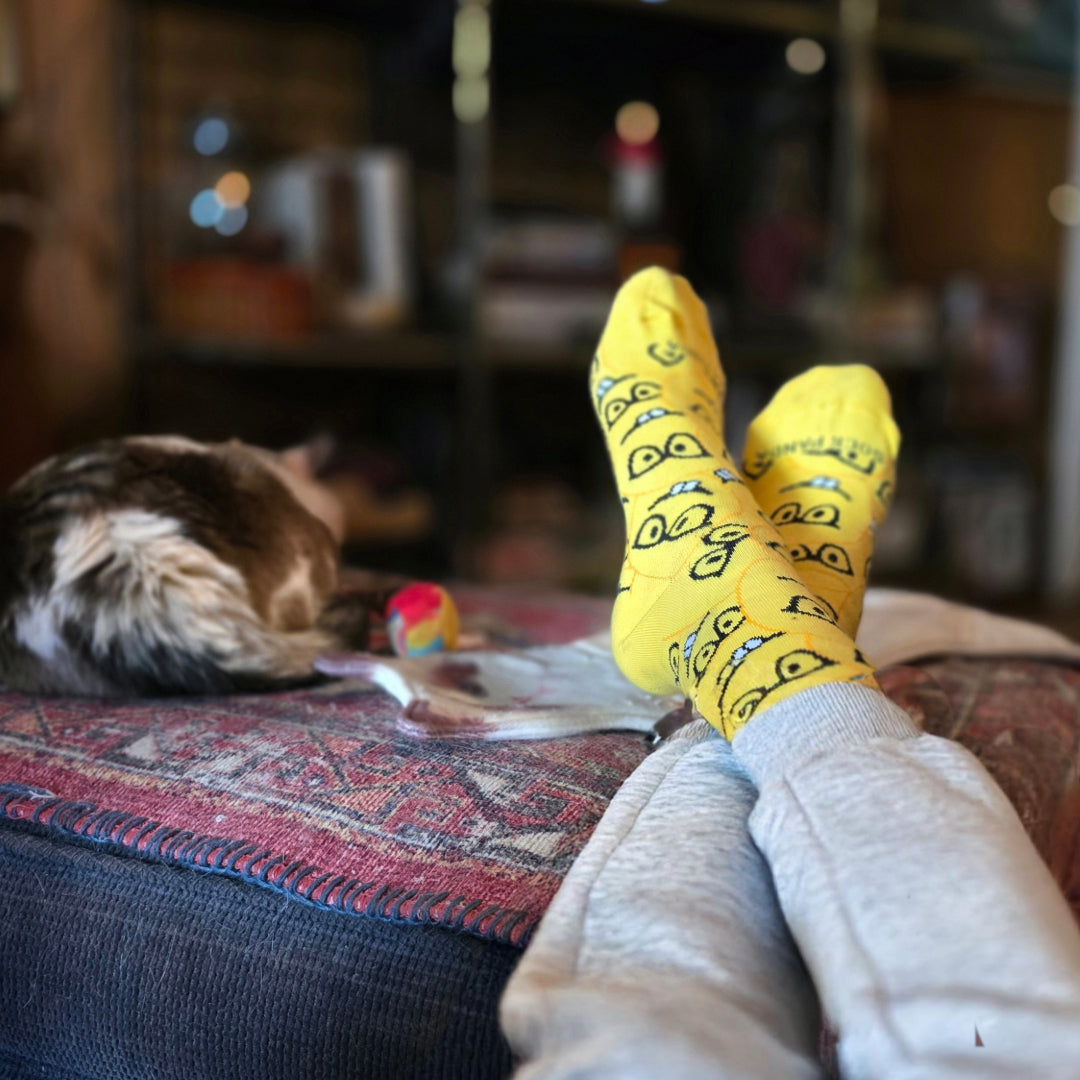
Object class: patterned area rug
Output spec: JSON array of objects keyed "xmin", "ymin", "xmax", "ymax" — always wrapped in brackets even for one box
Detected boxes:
[
  {"xmin": 2, "ymin": 585, "xmax": 1079, "ymax": 945},
  {"xmin": 0, "ymin": 589, "xmax": 643, "ymax": 947}
]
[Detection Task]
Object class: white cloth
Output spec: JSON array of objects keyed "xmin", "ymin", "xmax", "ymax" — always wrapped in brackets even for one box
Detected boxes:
[
  {"xmin": 502, "ymin": 682, "xmax": 1080, "ymax": 1080},
  {"xmin": 316, "ymin": 589, "xmax": 1080, "ymax": 740},
  {"xmin": 856, "ymin": 588, "xmax": 1080, "ymax": 668}
]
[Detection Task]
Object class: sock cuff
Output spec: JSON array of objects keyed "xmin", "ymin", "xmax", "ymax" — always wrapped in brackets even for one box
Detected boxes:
[{"xmin": 731, "ymin": 681, "xmax": 920, "ymax": 790}]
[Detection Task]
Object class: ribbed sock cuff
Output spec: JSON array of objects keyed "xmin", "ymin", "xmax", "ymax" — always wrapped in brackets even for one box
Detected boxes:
[{"xmin": 731, "ymin": 682, "xmax": 919, "ymax": 790}]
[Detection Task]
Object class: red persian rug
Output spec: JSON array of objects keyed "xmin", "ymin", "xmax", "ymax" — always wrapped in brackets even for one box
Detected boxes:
[
  {"xmin": 2, "ymin": 586, "xmax": 1079, "ymax": 945},
  {"xmin": 0, "ymin": 589, "xmax": 641, "ymax": 947}
]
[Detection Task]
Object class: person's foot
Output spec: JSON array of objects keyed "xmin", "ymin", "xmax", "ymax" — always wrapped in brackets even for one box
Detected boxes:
[
  {"xmin": 592, "ymin": 268, "xmax": 895, "ymax": 739},
  {"xmin": 741, "ymin": 366, "xmax": 899, "ymax": 637}
]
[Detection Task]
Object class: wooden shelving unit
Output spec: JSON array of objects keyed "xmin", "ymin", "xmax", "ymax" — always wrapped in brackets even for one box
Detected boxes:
[{"xmin": 118, "ymin": 0, "xmax": 1077, "ymax": 596}]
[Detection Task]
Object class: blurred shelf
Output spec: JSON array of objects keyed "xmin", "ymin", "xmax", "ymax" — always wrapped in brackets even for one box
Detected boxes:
[
  {"xmin": 134, "ymin": 329, "xmax": 457, "ymax": 370},
  {"xmin": 130, "ymin": 0, "xmax": 432, "ymax": 26},
  {"xmin": 480, "ymin": 338, "xmax": 593, "ymax": 372},
  {"xmin": 554, "ymin": 0, "xmax": 985, "ymax": 63},
  {"xmin": 137, "ymin": 330, "xmax": 598, "ymax": 373},
  {"xmin": 132, "ymin": 324, "xmax": 947, "ymax": 376}
]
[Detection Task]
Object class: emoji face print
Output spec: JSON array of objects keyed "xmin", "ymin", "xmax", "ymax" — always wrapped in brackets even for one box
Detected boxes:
[
  {"xmin": 692, "ymin": 387, "xmax": 719, "ymax": 412},
  {"xmin": 742, "ymin": 451, "xmax": 773, "ymax": 480},
  {"xmin": 593, "ymin": 373, "xmax": 628, "ymax": 404},
  {"xmin": 710, "ymin": 631, "xmax": 781, "ymax": 694},
  {"xmin": 724, "ymin": 647, "xmax": 837, "ymax": 726},
  {"xmin": 770, "ymin": 502, "xmax": 841, "ymax": 529},
  {"xmin": 782, "ymin": 594, "xmax": 837, "ymax": 623},
  {"xmin": 804, "ymin": 440, "xmax": 882, "ymax": 476},
  {"xmin": 649, "ymin": 480, "xmax": 712, "ymax": 509},
  {"xmin": 647, "ymin": 340, "xmax": 692, "ymax": 366},
  {"xmin": 764, "ymin": 538, "xmax": 794, "ymax": 563},
  {"xmin": 602, "ymin": 380, "xmax": 662, "ymax": 429},
  {"xmin": 633, "ymin": 503, "xmax": 715, "ymax": 549},
  {"xmin": 628, "ymin": 432, "xmax": 710, "ymax": 480},
  {"xmin": 668, "ymin": 640, "xmax": 684, "ymax": 685},
  {"xmin": 683, "ymin": 606, "xmax": 746, "ymax": 685},
  {"xmin": 779, "ymin": 475, "xmax": 852, "ymax": 502},
  {"xmin": 714, "ymin": 467, "xmax": 744, "ymax": 485},
  {"xmin": 689, "ymin": 523, "xmax": 751, "ymax": 580},
  {"xmin": 790, "ymin": 542, "xmax": 854, "ymax": 576},
  {"xmin": 620, "ymin": 406, "xmax": 682, "ymax": 444}
]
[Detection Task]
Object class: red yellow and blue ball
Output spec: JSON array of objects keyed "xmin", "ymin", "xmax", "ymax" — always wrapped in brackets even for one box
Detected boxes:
[{"xmin": 386, "ymin": 583, "xmax": 460, "ymax": 657}]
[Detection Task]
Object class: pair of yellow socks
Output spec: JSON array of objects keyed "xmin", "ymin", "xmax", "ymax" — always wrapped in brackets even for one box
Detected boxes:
[{"xmin": 593, "ymin": 268, "xmax": 899, "ymax": 740}]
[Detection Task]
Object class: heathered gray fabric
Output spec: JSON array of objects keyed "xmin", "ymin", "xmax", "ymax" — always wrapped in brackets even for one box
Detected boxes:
[{"xmin": 503, "ymin": 685, "xmax": 1080, "ymax": 1079}]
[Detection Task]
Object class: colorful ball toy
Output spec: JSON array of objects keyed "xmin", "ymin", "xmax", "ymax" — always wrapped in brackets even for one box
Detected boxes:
[{"xmin": 385, "ymin": 582, "xmax": 460, "ymax": 658}]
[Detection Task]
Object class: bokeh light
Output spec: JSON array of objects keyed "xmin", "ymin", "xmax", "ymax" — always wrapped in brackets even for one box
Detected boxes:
[
  {"xmin": 615, "ymin": 101, "xmax": 660, "ymax": 146},
  {"xmin": 1049, "ymin": 184, "xmax": 1080, "ymax": 226},
  {"xmin": 193, "ymin": 116, "xmax": 229, "ymax": 156},
  {"xmin": 453, "ymin": 6, "xmax": 490, "ymax": 78},
  {"xmin": 189, "ymin": 188, "xmax": 224, "ymax": 228},
  {"xmin": 215, "ymin": 171, "xmax": 251, "ymax": 208},
  {"xmin": 785, "ymin": 38, "xmax": 826, "ymax": 75},
  {"xmin": 453, "ymin": 76, "xmax": 490, "ymax": 124},
  {"xmin": 214, "ymin": 205, "xmax": 248, "ymax": 236}
]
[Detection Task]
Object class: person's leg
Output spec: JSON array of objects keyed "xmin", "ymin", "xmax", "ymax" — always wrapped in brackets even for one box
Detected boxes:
[
  {"xmin": 727, "ymin": 299, "xmax": 1080, "ymax": 1077},
  {"xmin": 740, "ymin": 365, "xmax": 896, "ymax": 638},
  {"xmin": 501, "ymin": 720, "xmax": 826, "ymax": 1080},
  {"xmin": 503, "ymin": 267, "xmax": 891, "ymax": 1080},
  {"xmin": 591, "ymin": 270, "xmax": 888, "ymax": 736},
  {"xmin": 508, "ymin": 267, "xmax": 1080, "ymax": 1079},
  {"xmin": 733, "ymin": 685, "xmax": 1080, "ymax": 1080}
]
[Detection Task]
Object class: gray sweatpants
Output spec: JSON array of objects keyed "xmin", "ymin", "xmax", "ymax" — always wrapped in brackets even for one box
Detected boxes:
[{"xmin": 501, "ymin": 683, "xmax": 1080, "ymax": 1079}]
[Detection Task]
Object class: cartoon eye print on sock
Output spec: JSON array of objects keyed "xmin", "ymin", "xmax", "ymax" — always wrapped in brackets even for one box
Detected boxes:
[
  {"xmin": 804, "ymin": 442, "xmax": 882, "ymax": 476},
  {"xmin": 876, "ymin": 479, "xmax": 894, "ymax": 507},
  {"xmin": 689, "ymin": 523, "xmax": 751, "ymax": 580},
  {"xmin": 633, "ymin": 503, "xmax": 714, "ymax": 549},
  {"xmin": 764, "ymin": 538, "xmax": 795, "ymax": 564},
  {"xmin": 649, "ymin": 480, "xmax": 712, "ymax": 509},
  {"xmin": 778, "ymin": 475, "xmax": 852, "ymax": 502},
  {"xmin": 713, "ymin": 467, "xmax": 744, "ymax": 486},
  {"xmin": 770, "ymin": 502, "xmax": 841, "ymax": 529},
  {"xmin": 790, "ymin": 542, "xmax": 854, "ymax": 576},
  {"xmin": 710, "ymin": 631, "xmax": 781, "ymax": 698},
  {"xmin": 776, "ymin": 578, "xmax": 838, "ymax": 622},
  {"xmin": 686, "ymin": 387, "xmax": 724, "ymax": 433},
  {"xmin": 647, "ymin": 340, "xmax": 695, "ymax": 367},
  {"xmin": 781, "ymin": 593, "xmax": 838, "ymax": 623},
  {"xmin": 725, "ymin": 648, "xmax": 838, "ymax": 726},
  {"xmin": 593, "ymin": 373, "xmax": 630, "ymax": 405},
  {"xmin": 668, "ymin": 640, "xmax": 684, "ymax": 685},
  {"xmin": 619, "ymin": 407, "xmax": 683, "ymax": 445},
  {"xmin": 683, "ymin": 606, "xmax": 746, "ymax": 685},
  {"xmin": 602, "ymin": 380, "xmax": 662, "ymax": 429},
  {"xmin": 742, "ymin": 451, "xmax": 773, "ymax": 480},
  {"xmin": 692, "ymin": 387, "xmax": 718, "ymax": 412},
  {"xmin": 628, "ymin": 432, "xmax": 709, "ymax": 480}
]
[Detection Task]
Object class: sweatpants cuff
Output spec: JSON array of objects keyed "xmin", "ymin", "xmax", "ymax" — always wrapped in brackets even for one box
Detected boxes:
[{"xmin": 732, "ymin": 682, "xmax": 919, "ymax": 790}]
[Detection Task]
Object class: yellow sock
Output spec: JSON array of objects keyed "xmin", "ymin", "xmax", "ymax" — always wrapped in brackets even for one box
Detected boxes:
[
  {"xmin": 593, "ymin": 268, "xmax": 878, "ymax": 740},
  {"xmin": 742, "ymin": 366, "xmax": 900, "ymax": 638}
]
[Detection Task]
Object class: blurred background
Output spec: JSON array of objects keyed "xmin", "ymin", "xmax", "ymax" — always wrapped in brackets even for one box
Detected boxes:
[{"xmin": 3, "ymin": 0, "xmax": 1080, "ymax": 624}]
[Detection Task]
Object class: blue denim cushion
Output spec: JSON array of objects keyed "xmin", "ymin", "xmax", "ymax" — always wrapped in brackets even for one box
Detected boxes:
[{"xmin": 0, "ymin": 825, "xmax": 517, "ymax": 1080}]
